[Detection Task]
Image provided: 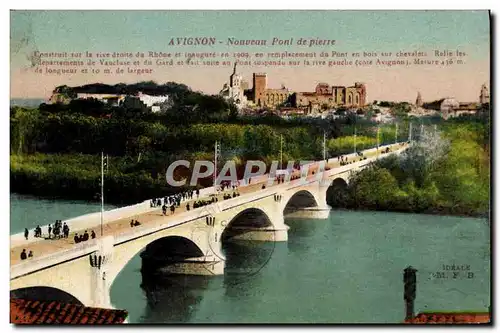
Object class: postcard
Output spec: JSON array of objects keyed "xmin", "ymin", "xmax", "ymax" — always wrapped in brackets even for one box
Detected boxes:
[{"xmin": 10, "ymin": 10, "xmax": 491, "ymax": 324}]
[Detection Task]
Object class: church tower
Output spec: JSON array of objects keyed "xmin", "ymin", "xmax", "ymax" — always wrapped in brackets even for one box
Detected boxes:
[
  {"xmin": 479, "ymin": 84, "xmax": 490, "ymax": 104},
  {"xmin": 230, "ymin": 62, "xmax": 241, "ymax": 88},
  {"xmin": 416, "ymin": 92, "xmax": 423, "ymax": 107}
]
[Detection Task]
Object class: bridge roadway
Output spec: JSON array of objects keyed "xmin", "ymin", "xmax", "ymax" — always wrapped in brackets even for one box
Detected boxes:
[{"xmin": 10, "ymin": 143, "xmax": 407, "ymax": 267}]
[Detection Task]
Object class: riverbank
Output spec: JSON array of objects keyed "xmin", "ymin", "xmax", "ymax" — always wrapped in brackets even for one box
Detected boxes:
[
  {"xmin": 327, "ymin": 121, "xmax": 490, "ymax": 219},
  {"xmin": 10, "ymin": 104, "xmax": 490, "ymax": 215}
]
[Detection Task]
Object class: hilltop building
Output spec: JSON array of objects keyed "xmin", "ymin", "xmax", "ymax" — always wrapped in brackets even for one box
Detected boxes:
[
  {"xmin": 219, "ymin": 63, "xmax": 249, "ymax": 109},
  {"xmin": 416, "ymin": 92, "xmax": 423, "ymax": 107},
  {"xmin": 439, "ymin": 97, "xmax": 460, "ymax": 112},
  {"xmin": 75, "ymin": 93, "xmax": 126, "ymax": 106},
  {"xmin": 291, "ymin": 82, "xmax": 366, "ymax": 112},
  {"xmin": 249, "ymin": 73, "xmax": 291, "ymax": 108},
  {"xmin": 479, "ymin": 83, "xmax": 490, "ymax": 104},
  {"xmin": 219, "ymin": 68, "xmax": 368, "ymax": 112},
  {"xmin": 48, "ymin": 91, "xmax": 168, "ymax": 113}
]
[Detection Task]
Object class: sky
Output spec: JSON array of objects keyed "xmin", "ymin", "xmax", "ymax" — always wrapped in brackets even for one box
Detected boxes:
[{"xmin": 10, "ymin": 10, "xmax": 490, "ymax": 103}]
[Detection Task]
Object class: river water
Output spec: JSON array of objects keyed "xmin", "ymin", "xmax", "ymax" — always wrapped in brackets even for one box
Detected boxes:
[{"xmin": 10, "ymin": 194, "xmax": 490, "ymax": 323}]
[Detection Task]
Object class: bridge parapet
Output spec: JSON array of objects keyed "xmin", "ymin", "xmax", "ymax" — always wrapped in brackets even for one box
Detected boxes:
[
  {"xmin": 113, "ymin": 206, "xmax": 208, "ymax": 245},
  {"xmin": 11, "ymin": 201, "xmax": 154, "ymax": 248},
  {"xmin": 11, "ymin": 240, "xmax": 99, "ymax": 280}
]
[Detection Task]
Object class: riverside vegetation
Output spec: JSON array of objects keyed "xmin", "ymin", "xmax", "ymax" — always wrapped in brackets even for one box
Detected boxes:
[{"xmin": 10, "ymin": 82, "xmax": 490, "ymax": 217}]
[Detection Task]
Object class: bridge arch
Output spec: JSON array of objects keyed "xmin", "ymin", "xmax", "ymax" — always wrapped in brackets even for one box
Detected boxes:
[
  {"xmin": 140, "ymin": 236, "xmax": 205, "ymax": 263},
  {"xmin": 283, "ymin": 190, "xmax": 319, "ymax": 215},
  {"xmin": 139, "ymin": 235, "xmax": 207, "ymax": 277},
  {"xmin": 108, "ymin": 232, "xmax": 209, "ymax": 288},
  {"xmin": 221, "ymin": 207, "xmax": 273, "ymax": 242},
  {"xmin": 10, "ymin": 286, "xmax": 83, "ymax": 305}
]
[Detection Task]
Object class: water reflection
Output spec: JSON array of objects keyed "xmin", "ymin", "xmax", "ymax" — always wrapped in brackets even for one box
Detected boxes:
[
  {"xmin": 286, "ymin": 218, "xmax": 324, "ymax": 254},
  {"xmin": 222, "ymin": 241, "xmax": 275, "ymax": 283},
  {"xmin": 222, "ymin": 241, "xmax": 288, "ymax": 301},
  {"xmin": 139, "ymin": 272, "xmax": 217, "ymax": 323}
]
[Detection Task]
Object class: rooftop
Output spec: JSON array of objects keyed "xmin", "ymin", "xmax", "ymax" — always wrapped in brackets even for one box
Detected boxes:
[
  {"xmin": 10, "ymin": 298, "xmax": 128, "ymax": 324},
  {"xmin": 404, "ymin": 312, "xmax": 490, "ymax": 324}
]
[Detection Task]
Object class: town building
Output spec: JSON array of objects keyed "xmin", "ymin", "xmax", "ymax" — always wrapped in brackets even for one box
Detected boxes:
[
  {"xmin": 479, "ymin": 83, "xmax": 490, "ymax": 104},
  {"xmin": 415, "ymin": 92, "xmax": 423, "ymax": 107},
  {"xmin": 291, "ymin": 82, "xmax": 367, "ymax": 112},
  {"xmin": 75, "ymin": 93, "xmax": 127, "ymax": 106},
  {"xmin": 219, "ymin": 63, "xmax": 249, "ymax": 109},
  {"xmin": 219, "ymin": 68, "xmax": 367, "ymax": 112},
  {"xmin": 248, "ymin": 73, "xmax": 291, "ymax": 108},
  {"xmin": 439, "ymin": 97, "xmax": 460, "ymax": 112},
  {"xmin": 49, "ymin": 91, "xmax": 169, "ymax": 113},
  {"xmin": 136, "ymin": 92, "xmax": 169, "ymax": 109}
]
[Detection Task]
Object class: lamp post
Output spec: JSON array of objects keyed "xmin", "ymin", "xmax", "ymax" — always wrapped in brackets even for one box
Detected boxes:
[
  {"xmin": 214, "ymin": 141, "xmax": 220, "ymax": 195},
  {"xmin": 280, "ymin": 134, "xmax": 284, "ymax": 170},
  {"xmin": 323, "ymin": 131, "xmax": 326, "ymax": 161},
  {"xmin": 354, "ymin": 127, "xmax": 357, "ymax": 154},
  {"xmin": 403, "ymin": 266, "xmax": 418, "ymax": 321},
  {"xmin": 100, "ymin": 152, "xmax": 108, "ymax": 237},
  {"xmin": 376, "ymin": 126, "xmax": 380, "ymax": 158},
  {"xmin": 395, "ymin": 123, "xmax": 398, "ymax": 144}
]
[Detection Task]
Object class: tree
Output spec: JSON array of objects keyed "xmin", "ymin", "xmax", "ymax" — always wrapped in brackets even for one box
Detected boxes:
[
  {"xmin": 400, "ymin": 129, "xmax": 450, "ymax": 187},
  {"xmin": 349, "ymin": 166, "xmax": 401, "ymax": 209},
  {"xmin": 228, "ymin": 102, "xmax": 239, "ymax": 120}
]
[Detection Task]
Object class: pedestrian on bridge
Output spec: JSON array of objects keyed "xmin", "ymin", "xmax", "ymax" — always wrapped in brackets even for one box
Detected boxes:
[
  {"xmin": 63, "ymin": 223, "xmax": 69, "ymax": 238},
  {"xmin": 186, "ymin": 203, "xmax": 190, "ymax": 211},
  {"xmin": 83, "ymin": 230, "xmax": 89, "ymax": 242},
  {"xmin": 170, "ymin": 205, "xmax": 175, "ymax": 214},
  {"xmin": 162, "ymin": 205, "xmax": 167, "ymax": 216},
  {"xmin": 24, "ymin": 228, "xmax": 28, "ymax": 241},
  {"xmin": 196, "ymin": 189, "xmax": 200, "ymax": 199},
  {"xmin": 53, "ymin": 225, "xmax": 60, "ymax": 239},
  {"xmin": 74, "ymin": 233, "xmax": 80, "ymax": 244},
  {"xmin": 28, "ymin": 250, "xmax": 33, "ymax": 258},
  {"xmin": 20, "ymin": 249, "xmax": 27, "ymax": 260},
  {"xmin": 48, "ymin": 224, "xmax": 52, "ymax": 239},
  {"xmin": 35, "ymin": 225, "xmax": 41, "ymax": 238},
  {"xmin": 91, "ymin": 230, "xmax": 96, "ymax": 239}
]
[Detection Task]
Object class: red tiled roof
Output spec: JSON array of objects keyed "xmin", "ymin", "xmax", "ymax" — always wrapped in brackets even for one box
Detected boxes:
[
  {"xmin": 10, "ymin": 299, "xmax": 128, "ymax": 324},
  {"xmin": 405, "ymin": 312, "xmax": 490, "ymax": 324}
]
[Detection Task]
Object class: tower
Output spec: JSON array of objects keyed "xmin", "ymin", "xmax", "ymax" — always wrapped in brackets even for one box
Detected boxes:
[
  {"xmin": 354, "ymin": 82, "xmax": 367, "ymax": 106},
  {"xmin": 416, "ymin": 92, "xmax": 423, "ymax": 107},
  {"xmin": 230, "ymin": 62, "xmax": 241, "ymax": 88},
  {"xmin": 253, "ymin": 73, "xmax": 267, "ymax": 106},
  {"xmin": 479, "ymin": 84, "xmax": 490, "ymax": 104}
]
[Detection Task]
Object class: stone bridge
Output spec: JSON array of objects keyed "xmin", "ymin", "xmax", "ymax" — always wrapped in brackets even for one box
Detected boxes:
[{"xmin": 10, "ymin": 143, "xmax": 409, "ymax": 309}]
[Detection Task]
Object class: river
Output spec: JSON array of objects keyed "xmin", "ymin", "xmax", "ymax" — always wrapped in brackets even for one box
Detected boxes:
[{"xmin": 10, "ymin": 194, "xmax": 490, "ymax": 323}]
